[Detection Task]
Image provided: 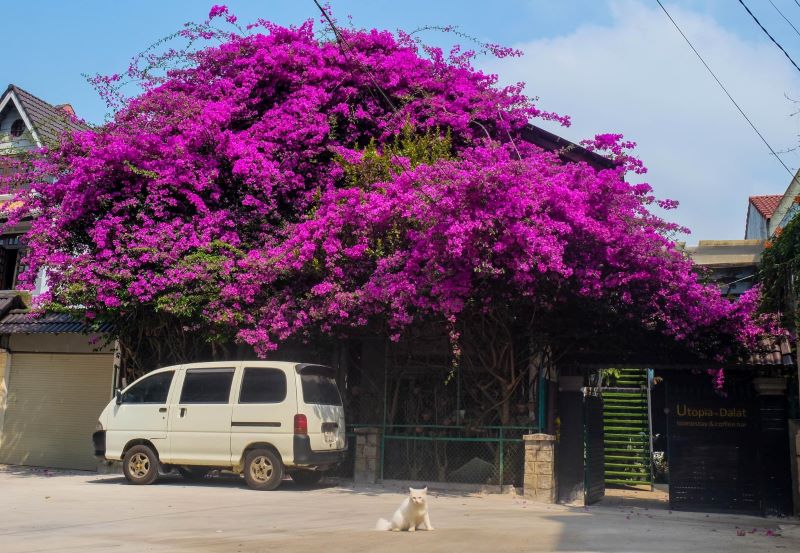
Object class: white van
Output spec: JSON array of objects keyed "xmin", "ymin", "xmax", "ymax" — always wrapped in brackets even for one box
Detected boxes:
[{"xmin": 92, "ymin": 361, "xmax": 347, "ymax": 490}]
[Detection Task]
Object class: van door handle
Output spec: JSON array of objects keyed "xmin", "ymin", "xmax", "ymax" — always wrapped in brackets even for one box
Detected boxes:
[
  {"xmin": 158, "ymin": 407, "xmax": 167, "ymax": 413},
  {"xmin": 180, "ymin": 407, "xmax": 187, "ymax": 417}
]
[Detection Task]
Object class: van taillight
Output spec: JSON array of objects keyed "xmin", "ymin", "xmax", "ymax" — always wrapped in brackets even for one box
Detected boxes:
[{"xmin": 294, "ymin": 414, "xmax": 308, "ymax": 435}]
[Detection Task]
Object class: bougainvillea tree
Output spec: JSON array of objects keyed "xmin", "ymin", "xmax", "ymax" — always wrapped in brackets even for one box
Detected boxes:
[{"xmin": 1, "ymin": 7, "xmax": 773, "ymax": 421}]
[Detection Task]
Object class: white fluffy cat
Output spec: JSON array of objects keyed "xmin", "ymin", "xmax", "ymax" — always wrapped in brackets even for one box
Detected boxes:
[{"xmin": 376, "ymin": 487, "xmax": 435, "ymax": 531}]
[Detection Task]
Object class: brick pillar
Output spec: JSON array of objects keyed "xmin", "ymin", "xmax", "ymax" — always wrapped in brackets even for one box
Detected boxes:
[
  {"xmin": 523, "ymin": 433, "xmax": 557, "ymax": 503},
  {"xmin": 354, "ymin": 427, "xmax": 382, "ymax": 484}
]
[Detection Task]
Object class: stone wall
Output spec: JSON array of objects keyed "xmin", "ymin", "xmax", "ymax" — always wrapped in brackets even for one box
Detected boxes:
[
  {"xmin": 353, "ymin": 427, "xmax": 381, "ymax": 484},
  {"xmin": 523, "ymin": 433, "xmax": 556, "ymax": 503}
]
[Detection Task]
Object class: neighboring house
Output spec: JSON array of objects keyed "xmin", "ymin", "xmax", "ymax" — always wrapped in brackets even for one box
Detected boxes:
[
  {"xmin": 683, "ymin": 239, "xmax": 766, "ymax": 297},
  {"xmin": 763, "ymin": 169, "xmax": 800, "ymax": 236},
  {"xmin": 0, "ymin": 84, "xmax": 116, "ymax": 471},
  {"xmin": 745, "ymin": 195, "xmax": 782, "ymax": 240}
]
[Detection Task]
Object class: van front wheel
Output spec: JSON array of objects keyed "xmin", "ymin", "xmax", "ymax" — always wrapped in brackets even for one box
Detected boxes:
[
  {"xmin": 243, "ymin": 449, "xmax": 284, "ymax": 491},
  {"xmin": 123, "ymin": 445, "xmax": 159, "ymax": 485}
]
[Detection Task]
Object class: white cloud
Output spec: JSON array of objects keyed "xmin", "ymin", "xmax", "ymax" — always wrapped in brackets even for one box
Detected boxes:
[{"xmin": 483, "ymin": 0, "xmax": 800, "ymax": 241}]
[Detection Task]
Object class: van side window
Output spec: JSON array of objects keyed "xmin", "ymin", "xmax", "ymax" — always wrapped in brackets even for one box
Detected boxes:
[
  {"xmin": 239, "ymin": 368, "xmax": 287, "ymax": 404},
  {"xmin": 122, "ymin": 371, "xmax": 174, "ymax": 404},
  {"xmin": 300, "ymin": 372, "xmax": 342, "ymax": 406},
  {"xmin": 180, "ymin": 369, "xmax": 234, "ymax": 404}
]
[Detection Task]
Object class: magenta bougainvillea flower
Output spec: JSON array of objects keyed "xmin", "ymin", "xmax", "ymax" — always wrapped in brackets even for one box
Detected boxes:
[{"xmin": 0, "ymin": 8, "xmax": 777, "ymax": 361}]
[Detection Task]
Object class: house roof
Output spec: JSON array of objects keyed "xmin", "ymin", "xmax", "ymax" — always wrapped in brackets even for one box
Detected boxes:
[
  {"xmin": 0, "ymin": 292, "xmax": 26, "ymax": 320},
  {"xmin": 1, "ymin": 84, "xmax": 87, "ymax": 147},
  {"xmin": 748, "ymin": 194, "xmax": 783, "ymax": 219},
  {"xmin": 521, "ymin": 124, "xmax": 615, "ymax": 171},
  {"xmin": 0, "ymin": 310, "xmax": 113, "ymax": 334}
]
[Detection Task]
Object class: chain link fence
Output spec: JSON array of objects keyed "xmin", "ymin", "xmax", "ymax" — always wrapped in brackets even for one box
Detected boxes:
[
  {"xmin": 381, "ymin": 426, "xmax": 531, "ymax": 486},
  {"xmin": 328, "ymin": 425, "xmax": 534, "ymax": 486}
]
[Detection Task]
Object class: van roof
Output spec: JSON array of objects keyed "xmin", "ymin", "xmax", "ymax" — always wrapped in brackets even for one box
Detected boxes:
[{"xmin": 148, "ymin": 361, "xmax": 330, "ymax": 373}]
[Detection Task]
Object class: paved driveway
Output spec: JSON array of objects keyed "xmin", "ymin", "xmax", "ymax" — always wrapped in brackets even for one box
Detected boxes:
[{"xmin": 0, "ymin": 465, "xmax": 797, "ymax": 553}]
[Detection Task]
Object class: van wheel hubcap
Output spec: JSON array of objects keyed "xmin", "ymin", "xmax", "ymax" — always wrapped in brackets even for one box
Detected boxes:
[
  {"xmin": 250, "ymin": 456, "xmax": 273, "ymax": 482},
  {"xmin": 129, "ymin": 453, "xmax": 150, "ymax": 478}
]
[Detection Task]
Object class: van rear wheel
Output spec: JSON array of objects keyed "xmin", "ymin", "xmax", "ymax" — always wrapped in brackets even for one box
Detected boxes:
[
  {"xmin": 243, "ymin": 449, "xmax": 284, "ymax": 491},
  {"xmin": 123, "ymin": 445, "xmax": 159, "ymax": 485},
  {"xmin": 291, "ymin": 470, "xmax": 323, "ymax": 487}
]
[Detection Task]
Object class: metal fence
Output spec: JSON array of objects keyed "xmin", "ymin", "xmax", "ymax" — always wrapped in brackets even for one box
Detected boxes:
[{"xmin": 330, "ymin": 425, "xmax": 536, "ymax": 486}]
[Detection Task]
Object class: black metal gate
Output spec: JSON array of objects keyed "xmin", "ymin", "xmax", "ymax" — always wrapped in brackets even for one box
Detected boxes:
[
  {"xmin": 666, "ymin": 375, "xmax": 760, "ymax": 515},
  {"xmin": 584, "ymin": 390, "xmax": 605, "ymax": 504}
]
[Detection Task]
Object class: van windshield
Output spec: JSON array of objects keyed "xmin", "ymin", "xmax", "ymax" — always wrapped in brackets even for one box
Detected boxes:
[{"xmin": 300, "ymin": 373, "xmax": 342, "ymax": 406}]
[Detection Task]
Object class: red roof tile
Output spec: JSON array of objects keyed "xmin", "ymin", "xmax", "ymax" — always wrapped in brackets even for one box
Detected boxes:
[{"xmin": 749, "ymin": 194, "xmax": 782, "ymax": 219}]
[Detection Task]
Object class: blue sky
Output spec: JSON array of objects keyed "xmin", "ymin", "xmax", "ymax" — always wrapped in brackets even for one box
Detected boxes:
[{"xmin": 3, "ymin": 1, "xmax": 800, "ymax": 240}]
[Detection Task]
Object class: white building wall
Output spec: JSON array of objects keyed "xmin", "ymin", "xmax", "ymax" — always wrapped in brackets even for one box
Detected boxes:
[
  {"xmin": 745, "ymin": 204, "xmax": 768, "ymax": 240},
  {"xmin": 769, "ymin": 170, "xmax": 800, "ymax": 236},
  {"xmin": 0, "ymin": 105, "xmax": 35, "ymax": 153}
]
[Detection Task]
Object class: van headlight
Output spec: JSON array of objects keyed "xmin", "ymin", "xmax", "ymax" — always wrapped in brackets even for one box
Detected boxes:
[{"xmin": 95, "ymin": 421, "xmax": 104, "ymax": 432}]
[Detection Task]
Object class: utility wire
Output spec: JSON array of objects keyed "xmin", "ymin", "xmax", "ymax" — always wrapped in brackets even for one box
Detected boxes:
[
  {"xmin": 655, "ymin": 0, "xmax": 794, "ymax": 177},
  {"xmin": 769, "ymin": 0, "xmax": 800, "ymax": 38},
  {"xmin": 738, "ymin": 0, "xmax": 800, "ymax": 74},
  {"xmin": 768, "ymin": 0, "xmax": 800, "ymax": 38},
  {"xmin": 312, "ymin": 0, "xmax": 397, "ymax": 112}
]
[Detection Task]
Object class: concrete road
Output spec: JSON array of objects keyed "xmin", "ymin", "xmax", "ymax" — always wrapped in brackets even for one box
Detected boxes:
[{"xmin": 0, "ymin": 465, "xmax": 797, "ymax": 553}]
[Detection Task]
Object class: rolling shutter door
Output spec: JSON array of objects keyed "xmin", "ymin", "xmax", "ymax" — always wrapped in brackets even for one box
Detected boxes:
[{"xmin": 0, "ymin": 353, "xmax": 113, "ymax": 470}]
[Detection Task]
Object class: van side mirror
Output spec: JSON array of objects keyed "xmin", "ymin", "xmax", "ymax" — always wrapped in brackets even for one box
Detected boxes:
[{"xmin": 115, "ymin": 389, "xmax": 123, "ymax": 405}]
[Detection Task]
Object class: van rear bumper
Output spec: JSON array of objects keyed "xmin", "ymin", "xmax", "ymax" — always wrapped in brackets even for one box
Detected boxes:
[
  {"xmin": 92, "ymin": 431, "xmax": 106, "ymax": 457},
  {"xmin": 292, "ymin": 435, "xmax": 347, "ymax": 467}
]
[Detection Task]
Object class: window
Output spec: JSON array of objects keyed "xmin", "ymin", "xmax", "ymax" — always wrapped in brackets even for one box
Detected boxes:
[
  {"xmin": 0, "ymin": 235, "xmax": 22, "ymax": 290},
  {"xmin": 9, "ymin": 119, "xmax": 24, "ymax": 138},
  {"xmin": 122, "ymin": 371, "xmax": 174, "ymax": 404},
  {"xmin": 239, "ymin": 368, "xmax": 287, "ymax": 404},
  {"xmin": 301, "ymin": 371, "xmax": 342, "ymax": 406},
  {"xmin": 179, "ymin": 368, "xmax": 234, "ymax": 404}
]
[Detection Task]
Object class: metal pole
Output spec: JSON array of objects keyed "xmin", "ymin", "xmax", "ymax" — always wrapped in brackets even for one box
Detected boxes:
[
  {"xmin": 538, "ymin": 366, "xmax": 546, "ymax": 432},
  {"xmin": 456, "ymin": 360, "xmax": 462, "ymax": 425},
  {"xmin": 498, "ymin": 427, "xmax": 505, "ymax": 485},
  {"xmin": 381, "ymin": 339, "xmax": 388, "ymax": 481},
  {"xmin": 646, "ymin": 368, "xmax": 655, "ymax": 492}
]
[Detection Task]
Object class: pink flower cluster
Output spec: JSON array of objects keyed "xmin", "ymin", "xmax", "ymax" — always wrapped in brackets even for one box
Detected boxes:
[{"xmin": 0, "ymin": 10, "xmax": 775, "ymax": 360}]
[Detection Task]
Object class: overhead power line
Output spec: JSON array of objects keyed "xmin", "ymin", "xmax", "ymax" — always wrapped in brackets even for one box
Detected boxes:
[
  {"xmin": 768, "ymin": 0, "xmax": 800, "ymax": 38},
  {"xmin": 655, "ymin": 0, "xmax": 794, "ymax": 177},
  {"xmin": 312, "ymin": 0, "xmax": 398, "ymax": 112},
  {"xmin": 738, "ymin": 0, "xmax": 800, "ymax": 74}
]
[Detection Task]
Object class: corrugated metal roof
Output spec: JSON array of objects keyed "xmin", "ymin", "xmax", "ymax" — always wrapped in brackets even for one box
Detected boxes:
[
  {"xmin": 0, "ymin": 310, "xmax": 113, "ymax": 334},
  {"xmin": 521, "ymin": 124, "xmax": 615, "ymax": 170}
]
